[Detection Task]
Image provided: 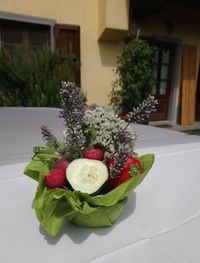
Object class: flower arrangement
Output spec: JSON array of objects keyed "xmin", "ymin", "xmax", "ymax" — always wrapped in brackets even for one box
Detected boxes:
[{"xmin": 24, "ymin": 82, "xmax": 157, "ymax": 237}]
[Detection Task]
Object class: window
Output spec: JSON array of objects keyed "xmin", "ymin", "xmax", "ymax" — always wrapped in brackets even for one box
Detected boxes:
[
  {"xmin": 150, "ymin": 41, "xmax": 176, "ymax": 121},
  {"xmin": 152, "ymin": 42, "xmax": 175, "ymax": 97},
  {"xmin": 0, "ymin": 15, "xmax": 81, "ymax": 84},
  {"xmin": 54, "ymin": 24, "xmax": 80, "ymax": 84},
  {"xmin": 0, "ymin": 19, "xmax": 50, "ymax": 53}
]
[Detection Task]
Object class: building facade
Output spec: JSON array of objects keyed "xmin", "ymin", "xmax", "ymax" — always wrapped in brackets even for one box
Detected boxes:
[
  {"xmin": 0, "ymin": 0, "xmax": 199, "ymax": 125},
  {"xmin": 131, "ymin": 0, "xmax": 200, "ymax": 125},
  {"xmin": 0, "ymin": 0, "xmax": 129, "ymax": 108}
]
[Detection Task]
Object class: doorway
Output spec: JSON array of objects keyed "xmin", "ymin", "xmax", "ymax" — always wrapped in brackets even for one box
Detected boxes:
[
  {"xmin": 196, "ymin": 66, "xmax": 200, "ymax": 121},
  {"xmin": 150, "ymin": 41, "xmax": 176, "ymax": 121}
]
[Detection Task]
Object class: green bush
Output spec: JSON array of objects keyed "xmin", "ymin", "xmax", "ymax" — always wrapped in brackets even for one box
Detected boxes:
[
  {"xmin": 110, "ymin": 35, "xmax": 156, "ymax": 114},
  {"xmin": 0, "ymin": 47, "xmax": 80, "ymax": 107}
]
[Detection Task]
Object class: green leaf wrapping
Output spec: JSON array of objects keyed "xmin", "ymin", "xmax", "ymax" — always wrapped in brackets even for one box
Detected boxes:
[
  {"xmin": 24, "ymin": 160, "xmax": 49, "ymax": 181},
  {"xmin": 24, "ymin": 154, "xmax": 155, "ymax": 236}
]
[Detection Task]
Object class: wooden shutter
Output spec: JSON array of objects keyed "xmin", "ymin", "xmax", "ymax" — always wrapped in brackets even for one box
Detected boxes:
[
  {"xmin": 181, "ymin": 45, "xmax": 197, "ymax": 125},
  {"xmin": 54, "ymin": 24, "xmax": 80, "ymax": 85}
]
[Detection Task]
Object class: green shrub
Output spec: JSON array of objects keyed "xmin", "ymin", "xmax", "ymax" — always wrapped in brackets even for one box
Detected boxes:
[
  {"xmin": 0, "ymin": 47, "xmax": 80, "ymax": 107},
  {"xmin": 110, "ymin": 35, "xmax": 156, "ymax": 114}
]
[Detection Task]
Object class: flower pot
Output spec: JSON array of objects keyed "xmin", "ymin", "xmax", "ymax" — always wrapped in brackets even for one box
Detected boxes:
[{"xmin": 24, "ymin": 154, "xmax": 154, "ymax": 236}]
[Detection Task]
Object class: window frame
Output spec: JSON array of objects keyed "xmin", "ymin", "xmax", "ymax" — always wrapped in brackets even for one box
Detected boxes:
[
  {"xmin": 0, "ymin": 12, "xmax": 81, "ymax": 85},
  {"xmin": 0, "ymin": 11, "xmax": 56, "ymax": 51}
]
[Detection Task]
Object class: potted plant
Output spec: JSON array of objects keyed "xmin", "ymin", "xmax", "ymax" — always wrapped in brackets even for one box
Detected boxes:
[
  {"xmin": 110, "ymin": 33, "xmax": 156, "ymax": 123},
  {"xmin": 24, "ymin": 82, "xmax": 156, "ymax": 237}
]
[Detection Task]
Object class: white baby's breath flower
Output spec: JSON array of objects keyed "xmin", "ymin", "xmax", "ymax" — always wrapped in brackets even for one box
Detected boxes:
[{"xmin": 84, "ymin": 107, "xmax": 136, "ymax": 158}]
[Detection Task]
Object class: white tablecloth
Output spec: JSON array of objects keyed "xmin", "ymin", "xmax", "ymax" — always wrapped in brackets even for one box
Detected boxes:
[{"xmin": 1, "ymin": 108, "xmax": 200, "ymax": 262}]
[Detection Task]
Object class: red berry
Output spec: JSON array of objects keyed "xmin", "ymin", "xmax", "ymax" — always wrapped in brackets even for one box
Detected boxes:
[
  {"xmin": 83, "ymin": 148, "xmax": 104, "ymax": 160},
  {"xmin": 107, "ymin": 156, "xmax": 142, "ymax": 189},
  {"xmin": 55, "ymin": 159, "xmax": 70, "ymax": 172},
  {"xmin": 122, "ymin": 156, "xmax": 142, "ymax": 174},
  {"xmin": 46, "ymin": 168, "xmax": 66, "ymax": 188}
]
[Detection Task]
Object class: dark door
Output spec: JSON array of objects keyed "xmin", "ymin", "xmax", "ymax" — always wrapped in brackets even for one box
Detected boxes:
[
  {"xmin": 54, "ymin": 24, "xmax": 81, "ymax": 85},
  {"xmin": 196, "ymin": 67, "xmax": 200, "ymax": 121},
  {"xmin": 150, "ymin": 41, "xmax": 176, "ymax": 121}
]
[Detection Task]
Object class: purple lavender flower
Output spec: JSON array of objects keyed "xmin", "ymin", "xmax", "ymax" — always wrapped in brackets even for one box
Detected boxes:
[
  {"xmin": 127, "ymin": 95, "xmax": 158, "ymax": 124},
  {"xmin": 59, "ymin": 81, "xmax": 85, "ymax": 124},
  {"xmin": 109, "ymin": 145, "xmax": 129, "ymax": 178},
  {"xmin": 59, "ymin": 81, "xmax": 86, "ymax": 159},
  {"xmin": 108, "ymin": 95, "xmax": 157, "ymax": 176},
  {"xmin": 40, "ymin": 125, "xmax": 58, "ymax": 148}
]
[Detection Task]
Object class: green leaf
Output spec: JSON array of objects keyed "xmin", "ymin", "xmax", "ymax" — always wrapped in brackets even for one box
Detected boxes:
[
  {"xmin": 0, "ymin": 47, "xmax": 80, "ymax": 107},
  {"xmin": 32, "ymin": 144, "xmax": 59, "ymax": 170},
  {"xmin": 85, "ymin": 126, "xmax": 97, "ymax": 148},
  {"xmin": 26, "ymin": 153, "xmax": 155, "ymax": 236},
  {"xmin": 109, "ymin": 37, "xmax": 156, "ymax": 113},
  {"xmin": 77, "ymin": 154, "xmax": 155, "ymax": 207},
  {"xmin": 24, "ymin": 160, "xmax": 49, "ymax": 181},
  {"xmin": 71, "ymin": 198, "xmax": 128, "ymax": 228},
  {"xmin": 129, "ymin": 164, "xmax": 141, "ymax": 177}
]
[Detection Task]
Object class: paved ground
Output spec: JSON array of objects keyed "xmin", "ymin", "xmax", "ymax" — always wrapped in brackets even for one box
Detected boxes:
[
  {"xmin": 150, "ymin": 120, "xmax": 200, "ymax": 132},
  {"xmin": 1, "ymin": 107, "xmax": 200, "ymax": 165}
]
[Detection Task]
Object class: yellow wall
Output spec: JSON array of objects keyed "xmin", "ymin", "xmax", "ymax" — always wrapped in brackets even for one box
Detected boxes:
[
  {"xmin": 98, "ymin": 0, "xmax": 129, "ymax": 41},
  {"xmin": 106, "ymin": 0, "xmax": 129, "ymax": 30},
  {"xmin": 0, "ymin": 0, "xmax": 125, "ymax": 106},
  {"xmin": 98, "ymin": 0, "xmax": 107, "ymax": 37}
]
